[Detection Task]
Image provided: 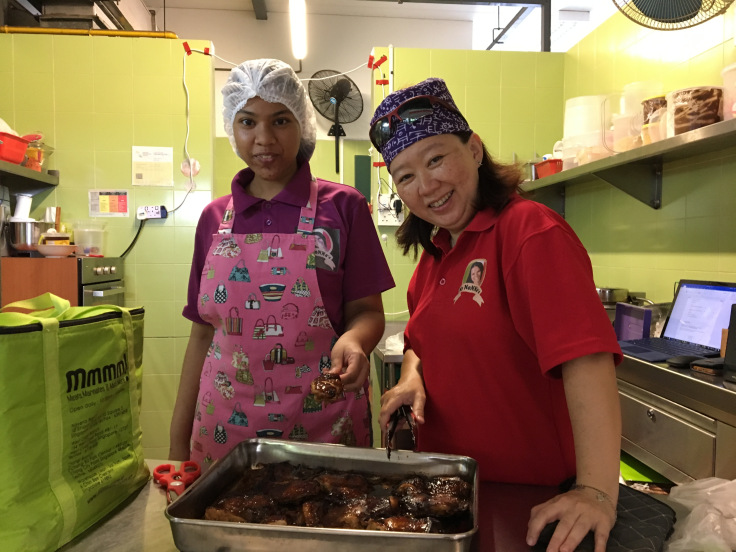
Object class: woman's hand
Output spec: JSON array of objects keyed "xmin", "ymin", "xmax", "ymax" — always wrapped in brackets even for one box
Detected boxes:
[
  {"xmin": 378, "ymin": 349, "xmax": 426, "ymax": 429},
  {"xmin": 526, "ymin": 351, "xmax": 621, "ymax": 551},
  {"xmin": 329, "ymin": 335, "xmax": 370, "ymax": 392},
  {"xmin": 526, "ymin": 486, "xmax": 617, "ymax": 552},
  {"xmin": 329, "ymin": 294, "xmax": 385, "ymax": 392}
]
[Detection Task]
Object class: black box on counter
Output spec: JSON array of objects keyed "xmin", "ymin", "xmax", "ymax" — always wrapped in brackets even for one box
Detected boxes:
[{"xmin": 724, "ymin": 304, "xmax": 736, "ymax": 383}]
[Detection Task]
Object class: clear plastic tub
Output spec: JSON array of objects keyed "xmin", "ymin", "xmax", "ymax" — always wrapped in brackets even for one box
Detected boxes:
[
  {"xmin": 665, "ymin": 86, "xmax": 723, "ymax": 137},
  {"xmin": 563, "ymin": 95, "xmax": 608, "ymax": 139},
  {"xmin": 73, "ymin": 220, "xmax": 106, "ymax": 256},
  {"xmin": 721, "ymin": 63, "xmax": 736, "ymax": 121}
]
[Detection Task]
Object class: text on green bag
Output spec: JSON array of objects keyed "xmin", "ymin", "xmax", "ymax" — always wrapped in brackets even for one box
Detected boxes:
[{"xmin": 66, "ymin": 353, "xmax": 130, "ymax": 393}]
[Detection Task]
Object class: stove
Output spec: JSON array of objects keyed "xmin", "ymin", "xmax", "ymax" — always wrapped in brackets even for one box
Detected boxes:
[{"xmin": 78, "ymin": 257, "xmax": 125, "ymax": 306}]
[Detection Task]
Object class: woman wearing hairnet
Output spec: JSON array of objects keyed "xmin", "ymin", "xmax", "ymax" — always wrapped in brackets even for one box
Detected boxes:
[{"xmin": 170, "ymin": 59, "xmax": 394, "ymax": 465}]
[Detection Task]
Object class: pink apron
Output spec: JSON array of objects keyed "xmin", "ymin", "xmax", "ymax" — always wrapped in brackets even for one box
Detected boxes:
[{"xmin": 191, "ymin": 178, "xmax": 370, "ymax": 466}]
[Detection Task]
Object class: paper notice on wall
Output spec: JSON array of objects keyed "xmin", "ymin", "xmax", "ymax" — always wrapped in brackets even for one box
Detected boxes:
[
  {"xmin": 132, "ymin": 146, "xmax": 174, "ymax": 187},
  {"xmin": 89, "ymin": 190, "xmax": 129, "ymax": 217}
]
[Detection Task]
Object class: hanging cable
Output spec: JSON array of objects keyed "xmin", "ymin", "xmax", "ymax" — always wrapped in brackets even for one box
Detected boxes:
[
  {"xmin": 120, "ymin": 218, "xmax": 147, "ymax": 258},
  {"xmin": 300, "ymin": 61, "xmax": 371, "ymax": 82}
]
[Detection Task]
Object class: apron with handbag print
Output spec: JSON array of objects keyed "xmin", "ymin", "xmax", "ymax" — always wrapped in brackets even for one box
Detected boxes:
[{"xmin": 191, "ymin": 178, "xmax": 370, "ymax": 466}]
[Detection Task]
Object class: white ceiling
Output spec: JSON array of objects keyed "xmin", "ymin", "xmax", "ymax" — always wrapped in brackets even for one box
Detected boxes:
[{"xmin": 143, "ymin": 0, "xmax": 617, "ymax": 53}]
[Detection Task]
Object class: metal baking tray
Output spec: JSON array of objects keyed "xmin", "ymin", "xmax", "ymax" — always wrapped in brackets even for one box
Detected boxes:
[{"xmin": 166, "ymin": 438, "xmax": 478, "ymax": 552}]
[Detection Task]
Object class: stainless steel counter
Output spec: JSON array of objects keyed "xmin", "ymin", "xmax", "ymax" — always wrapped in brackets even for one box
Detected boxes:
[
  {"xmin": 617, "ymin": 356, "xmax": 736, "ymax": 426},
  {"xmin": 617, "ymin": 356, "xmax": 736, "ymax": 483}
]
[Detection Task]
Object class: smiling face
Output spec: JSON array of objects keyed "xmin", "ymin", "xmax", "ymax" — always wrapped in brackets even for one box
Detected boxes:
[
  {"xmin": 232, "ymin": 96, "xmax": 302, "ymax": 194},
  {"xmin": 470, "ymin": 264, "xmax": 483, "ymax": 285},
  {"xmin": 390, "ymin": 133, "xmax": 483, "ymax": 241}
]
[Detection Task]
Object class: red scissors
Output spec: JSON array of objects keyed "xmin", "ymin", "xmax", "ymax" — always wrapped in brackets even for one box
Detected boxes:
[{"xmin": 153, "ymin": 461, "xmax": 201, "ymax": 503}]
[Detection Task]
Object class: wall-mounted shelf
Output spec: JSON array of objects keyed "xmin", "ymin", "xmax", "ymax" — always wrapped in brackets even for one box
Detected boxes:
[
  {"xmin": 522, "ymin": 118, "xmax": 736, "ymax": 216},
  {"xmin": 0, "ymin": 159, "xmax": 59, "ymax": 196}
]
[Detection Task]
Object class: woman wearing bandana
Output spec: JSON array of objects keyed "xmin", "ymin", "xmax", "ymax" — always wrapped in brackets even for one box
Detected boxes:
[
  {"xmin": 169, "ymin": 59, "xmax": 394, "ymax": 466},
  {"xmin": 371, "ymin": 79, "xmax": 622, "ymax": 552}
]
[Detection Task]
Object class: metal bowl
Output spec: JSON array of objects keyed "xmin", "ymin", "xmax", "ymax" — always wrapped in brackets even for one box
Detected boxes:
[
  {"xmin": 9, "ymin": 220, "xmax": 54, "ymax": 251},
  {"xmin": 596, "ymin": 287, "xmax": 630, "ymax": 304}
]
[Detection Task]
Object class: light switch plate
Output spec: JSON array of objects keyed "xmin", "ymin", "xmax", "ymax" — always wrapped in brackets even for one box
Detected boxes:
[{"xmin": 376, "ymin": 193, "xmax": 404, "ymax": 226}]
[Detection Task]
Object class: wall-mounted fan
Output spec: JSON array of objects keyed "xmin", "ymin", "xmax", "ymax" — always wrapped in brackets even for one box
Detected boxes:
[
  {"xmin": 307, "ymin": 70, "xmax": 363, "ymax": 173},
  {"xmin": 612, "ymin": 0, "xmax": 734, "ymax": 30}
]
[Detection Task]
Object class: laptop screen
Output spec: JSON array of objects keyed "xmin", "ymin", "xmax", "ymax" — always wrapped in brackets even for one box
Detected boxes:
[{"xmin": 662, "ymin": 280, "xmax": 736, "ymax": 348}]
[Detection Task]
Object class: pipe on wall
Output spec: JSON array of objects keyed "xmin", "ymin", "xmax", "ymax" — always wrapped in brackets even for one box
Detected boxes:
[{"xmin": 0, "ymin": 26, "xmax": 178, "ymax": 38}]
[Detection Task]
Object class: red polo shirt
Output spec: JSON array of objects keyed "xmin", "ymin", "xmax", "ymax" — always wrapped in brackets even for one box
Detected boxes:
[{"xmin": 405, "ymin": 196, "xmax": 621, "ymax": 484}]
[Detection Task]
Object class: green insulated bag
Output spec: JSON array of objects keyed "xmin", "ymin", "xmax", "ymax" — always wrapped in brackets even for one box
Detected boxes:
[{"xmin": 0, "ymin": 293, "xmax": 149, "ymax": 552}]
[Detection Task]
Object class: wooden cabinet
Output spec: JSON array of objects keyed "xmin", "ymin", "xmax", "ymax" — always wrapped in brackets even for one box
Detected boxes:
[{"xmin": 0, "ymin": 257, "xmax": 77, "ymax": 307}]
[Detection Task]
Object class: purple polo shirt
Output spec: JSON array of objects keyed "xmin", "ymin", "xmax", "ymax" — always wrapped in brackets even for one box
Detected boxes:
[{"xmin": 183, "ymin": 162, "xmax": 395, "ymax": 334}]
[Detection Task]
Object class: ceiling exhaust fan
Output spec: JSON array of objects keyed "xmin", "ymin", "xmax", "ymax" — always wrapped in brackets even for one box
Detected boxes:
[{"xmin": 612, "ymin": 0, "xmax": 734, "ymax": 30}]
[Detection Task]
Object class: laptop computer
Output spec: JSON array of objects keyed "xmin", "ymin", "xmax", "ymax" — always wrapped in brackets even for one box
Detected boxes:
[{"xmin": 618, "ymin": 279, "xmax": 736, "ymax": 362}]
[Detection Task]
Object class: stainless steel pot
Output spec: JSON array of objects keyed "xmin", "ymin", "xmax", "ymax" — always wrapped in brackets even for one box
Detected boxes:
[
  {"xmin": 9, "ymin": 220, "xmax": 54, "ymax": 251},
  {"xmin": 596, "ymin": 287, "xmax": 630, "ymax": 304}
]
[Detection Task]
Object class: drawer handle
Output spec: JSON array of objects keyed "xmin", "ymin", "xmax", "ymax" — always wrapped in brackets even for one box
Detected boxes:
[{"xmin": 646, "ymin": 408, "xmax": 657, "ymax": 422}]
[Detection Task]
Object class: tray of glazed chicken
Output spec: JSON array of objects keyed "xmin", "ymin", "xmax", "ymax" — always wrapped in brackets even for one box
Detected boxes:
[{"xmin": 165, "ymin": 438, "xmax": 478, "ymax": 552}]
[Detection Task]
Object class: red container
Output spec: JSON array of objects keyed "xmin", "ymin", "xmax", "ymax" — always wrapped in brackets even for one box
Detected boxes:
[
  {"xmin": 534, "ymin": 158, "xmax": 563, "ymax": 179},
  {"xmin": 0, "ymin": 132, "xmax": 30, "ymax": 164}
]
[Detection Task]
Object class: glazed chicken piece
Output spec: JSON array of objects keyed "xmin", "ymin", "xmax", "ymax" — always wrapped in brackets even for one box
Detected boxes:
[
  {"xmin": 426, "ymin": 476, "xmax": 472, "ymax": 499},
  {"xmin": 400, "ymin": 493, "xmax": 471, "ymax": 518},
  {"xmin": 393, "ymin": 476, "xmax": 427, "ymax": 497},
  {"xmin": 365, "ymin": 515, "xmax": 433, "ymax": 533},
  {"xmin": 321, "ymin": 501, "xmax": 367, "ymax": 529},
  {"xmin": 298, "ymin": 500, "xmax": 325, "ymax": 527},
  {"xmin": 315, "ymin": 472, "xmax": 371, "ymax": 494},
  {"xmin": 270, "ymin": 461, "xmax": 320, "ymax": 482},
  {"xmin": 204, "ymin": 494, "xmax": 275, "ymax": 523},
  {"xmin": 310, "ymin": 373, "xmax": 344, "ymax": 404},
  {"xmin": 394, "ymin": 475, "xmax": 471, "ymax": 518},
  {"xmin": 268, "ymin": 479, "xmax": 322, "ymax": 505}
]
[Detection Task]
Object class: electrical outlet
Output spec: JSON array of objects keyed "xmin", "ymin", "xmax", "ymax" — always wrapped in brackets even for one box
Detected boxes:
[
  {"xmin": 136, "ymin": 205, "xmax": 168, "ymax": 220},
  {"xmin": 376, "ymin": 193, "xmax": 404, "ymax": 226}
]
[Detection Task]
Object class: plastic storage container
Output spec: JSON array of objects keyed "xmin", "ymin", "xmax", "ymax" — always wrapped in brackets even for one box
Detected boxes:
[
  {"xmin": 622, "ymin": 81, "xmax": 663, "ymax": 118},
  {"xmin": 534, "ymin": 159, "xmax": 563, "ymax": 179},
  {"xmin": 556, "ymin": 131, "xmax": 614, "ymax": 169},
  {"xmin": 612, "ymin": 113, "xmax": 642, "ymax": 152},
  {"xmin": 73, "ymin": 220, "xmax": 106, "ymax": 256},
  {"xmin": 0, "ymin": 132, "xmax": 30, "ymax": 164},
  {"xmin": 720, "ymin": 63, "xmax": 736, "ymax": 121},
  {"xmin": 665, "ymin": 86, "xmax": 723, "ymax": 137},
  {"xmin": 563, "ymin": 95, "xmax": 609, "ymax": 139}
]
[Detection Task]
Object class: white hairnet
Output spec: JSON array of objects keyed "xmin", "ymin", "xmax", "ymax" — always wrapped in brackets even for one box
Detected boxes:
[{"xmin": 222, "ymin": 59, "xmax": 317, "ymax": 162}]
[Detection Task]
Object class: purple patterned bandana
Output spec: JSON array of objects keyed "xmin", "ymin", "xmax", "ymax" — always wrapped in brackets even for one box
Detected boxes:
[{"xmin": 370, "ymin": 78, "xmax": 472, "ymax": 171}]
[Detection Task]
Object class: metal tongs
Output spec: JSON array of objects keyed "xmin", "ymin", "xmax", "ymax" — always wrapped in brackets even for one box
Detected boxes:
[{"xmin": 386, "ymin": 405, "xmax": 416, "ymax": 460}]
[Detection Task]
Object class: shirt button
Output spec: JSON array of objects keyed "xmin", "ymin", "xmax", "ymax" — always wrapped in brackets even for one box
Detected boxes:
[
  {"xmin": 439, "ymin": 278, "xmax": 446, "ymax": 285},
  {"xmin": 264, "ymin": 203, "xmax": 272, "ymax": 210},
  {"xmin": 265, "ymin": 219, "xmax": 272, "ymax": 226}
]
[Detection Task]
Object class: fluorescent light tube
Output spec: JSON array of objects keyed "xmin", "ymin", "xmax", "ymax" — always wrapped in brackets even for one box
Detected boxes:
[{"xmin": 290, "ymin": 0, "xmax": 307, "ymax": 60}]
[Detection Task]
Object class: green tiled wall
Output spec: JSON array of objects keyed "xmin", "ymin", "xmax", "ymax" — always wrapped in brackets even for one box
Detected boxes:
[
  {"xmin": 0, "ymin": 33, "xmax": 214, "ymax": 460},
  {"xmin": 564, "ymin": 9, "xmax": 736, "ymax": 301}
]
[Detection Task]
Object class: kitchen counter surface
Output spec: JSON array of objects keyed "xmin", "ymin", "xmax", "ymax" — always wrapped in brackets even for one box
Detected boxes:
[{"xmin": 53, "ymin": 459, "xmax": 583, "ymax": 552}]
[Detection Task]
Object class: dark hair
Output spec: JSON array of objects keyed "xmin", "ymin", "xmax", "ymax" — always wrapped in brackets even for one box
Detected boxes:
[{"xmin": 395, "ymin": 131, "xmax": 524, "ymax": 259}]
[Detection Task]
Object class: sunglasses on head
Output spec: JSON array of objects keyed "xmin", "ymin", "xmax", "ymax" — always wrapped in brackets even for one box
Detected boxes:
[{"xmin": 369, "ymin": 95, "xmax": 466, "ymax": 150}]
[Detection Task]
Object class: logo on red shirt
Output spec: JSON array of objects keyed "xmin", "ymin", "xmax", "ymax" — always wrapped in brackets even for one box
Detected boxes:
[{"xmin": 454, "ymin": 259, "xmax": 486, "ymax": 306}]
